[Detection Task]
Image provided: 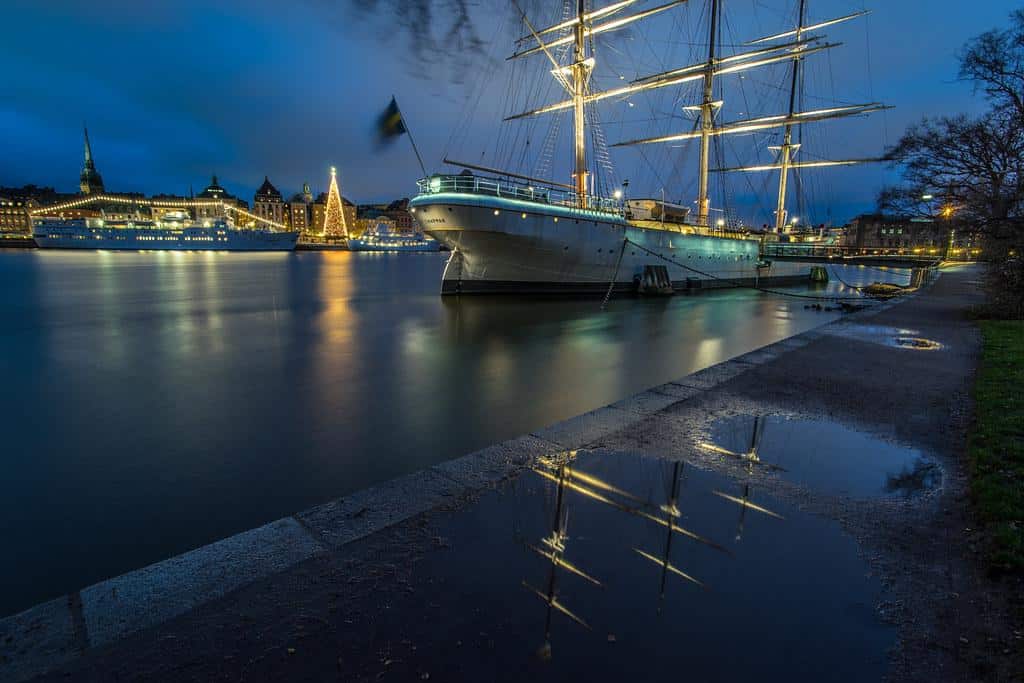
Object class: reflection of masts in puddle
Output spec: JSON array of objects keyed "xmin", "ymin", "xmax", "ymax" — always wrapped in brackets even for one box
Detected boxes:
[
  {"xmin": 524, "ymin": 463, "xmax": 593, "ymax": 661},
  {"xmin": 735, "ymin": 482, "xmax": 751, "ymax": 541},
  {"xmin": 696, "ymin": 416, "xmax": 788, "ymax": 536},
  {"xmin": 526, "ymin": 455, "xmax": 723, "ymax": 655},
  {"xmin": 748, "ymin": 415, "xmax": 765, "ymax": 463},
  {"xmin": 737, "ymin": 417, "xmax": 762, "ymax": 541},
  {"xmin": 698, "ymin": 414, "xmax": 786, "ymax": 473},
  {"xmin": 658, "ymin": 462, "xmax": 682, "ymax": 605},
  {"xmin": 634, "ymin": 460, "xmax": 707, "ymax": 613}
]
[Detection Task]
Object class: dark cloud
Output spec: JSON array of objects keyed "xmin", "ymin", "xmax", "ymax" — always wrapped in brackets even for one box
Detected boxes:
[{"xmin": 0, "ymin": 0, "xmax": 1013, "ymax": 221}]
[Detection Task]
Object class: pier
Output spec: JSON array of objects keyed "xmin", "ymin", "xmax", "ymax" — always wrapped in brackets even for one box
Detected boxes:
[{"xmin": 760, "ymin": 242, "xmax": 946, "ymax": 267}]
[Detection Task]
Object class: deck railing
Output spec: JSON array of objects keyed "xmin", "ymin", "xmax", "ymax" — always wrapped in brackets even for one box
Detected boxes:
[{"xmin": 416, "ymin": 174, "xmax": 625, "ymax": 217}]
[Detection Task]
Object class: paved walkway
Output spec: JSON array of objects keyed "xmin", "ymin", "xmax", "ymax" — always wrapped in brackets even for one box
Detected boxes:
[{"xmin": 4, "ymin": 265, "xmax": 1019, "ymax": 682}]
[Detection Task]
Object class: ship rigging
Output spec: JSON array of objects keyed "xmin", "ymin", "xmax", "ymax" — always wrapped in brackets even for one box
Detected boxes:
[{"xmin": 411, "ymin": 0, "xmax": 891, "ymax": 295}]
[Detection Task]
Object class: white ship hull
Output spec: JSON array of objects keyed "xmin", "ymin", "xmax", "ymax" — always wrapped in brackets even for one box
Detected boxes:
[
  {"xmin": 410, "ymin": 193, "xmax": 809, "ymax": 295},
  {"xmin": 33, "ymin": 225, "xmax": 299, "ymax": 251}
]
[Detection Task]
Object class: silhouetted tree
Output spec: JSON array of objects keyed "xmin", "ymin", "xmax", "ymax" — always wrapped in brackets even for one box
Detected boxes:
[
  {"xmin": 960, "ymin": 10, "xmax": 1024, "ymax": 118},
  {"xmin": 879, "ymin": 112, "xmax": 1024, "ymax": 241},
  {"xmin": 881, "ymin": 8, "xmax": 1024, "ymax": 250}
]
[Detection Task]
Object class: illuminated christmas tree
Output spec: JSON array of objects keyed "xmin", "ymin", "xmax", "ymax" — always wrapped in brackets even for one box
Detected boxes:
[{"xmin": 322, "ymin": 166, "xmax": 348, "ymax": 238}]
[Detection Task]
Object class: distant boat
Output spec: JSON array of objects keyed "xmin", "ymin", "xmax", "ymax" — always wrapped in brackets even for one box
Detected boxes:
[
  {"xmin": 33, "ymin": 212, "xmax": 298, "ymax": 251},
  {"xmin": 347, "ymin": 222, "xmax": 441, "ymax": 252}
]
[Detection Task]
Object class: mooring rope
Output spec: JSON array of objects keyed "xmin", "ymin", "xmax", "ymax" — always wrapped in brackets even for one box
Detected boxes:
[{"xmin": 600, "ymin": 238, "xmax": 629, "ymax": 310}]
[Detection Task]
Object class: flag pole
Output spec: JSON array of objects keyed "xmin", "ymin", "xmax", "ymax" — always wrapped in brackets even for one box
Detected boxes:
[{"xmin": 394, "ymin": 95, "xmax": 427, "ymax": 177}]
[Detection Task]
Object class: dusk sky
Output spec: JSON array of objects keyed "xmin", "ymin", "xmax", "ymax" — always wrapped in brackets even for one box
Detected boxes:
[{"xmin": 1, "ymin": 0, "xmax": 1015, "ymax": 223}]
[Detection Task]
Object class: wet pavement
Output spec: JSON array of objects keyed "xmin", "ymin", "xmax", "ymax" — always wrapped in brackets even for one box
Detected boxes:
[{"xmin": 12, "ymin": 265, "xmax": 1023, "ymax": 682}]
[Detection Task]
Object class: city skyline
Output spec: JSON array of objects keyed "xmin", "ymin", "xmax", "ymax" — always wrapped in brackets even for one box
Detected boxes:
[{"xmin": 0, "ymin": 0, "xmax": 1013, "ymax": 223}]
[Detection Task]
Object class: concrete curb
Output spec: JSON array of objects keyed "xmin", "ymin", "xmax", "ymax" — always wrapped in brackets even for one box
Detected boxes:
[{"xmin": 0, "ymin": 277, "xmax": 938, "ymax": 682}]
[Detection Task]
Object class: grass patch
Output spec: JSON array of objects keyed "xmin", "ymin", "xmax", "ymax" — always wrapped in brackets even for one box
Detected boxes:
[{"xmin": 970, "ymin": 320, "xmax": 1024, "ymax": 571}]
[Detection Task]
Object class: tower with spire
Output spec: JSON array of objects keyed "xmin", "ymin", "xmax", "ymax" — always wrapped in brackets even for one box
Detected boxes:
[
  {"xmin": 79, "ymin": 126, "xmax": 104, "ymax": 195},
  {"xmin": 322, "ymin": 166, "xmax": 348, "ymax": 238}
]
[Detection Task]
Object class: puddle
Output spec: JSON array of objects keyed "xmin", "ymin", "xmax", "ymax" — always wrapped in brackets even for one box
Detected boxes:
[
  {"xmin": 704, "ymin": 415, "xmax": 940, "ymax": 497},
  {"xmin": 826, "ymin": 324, "xmax": 944, "ymax": 351},
  {"xmin": 893, "ymin": 336, "xmax": 943, "ymax": 350},
  {"xmin": 407, "ymin": 450, "xmax": 894, "ymax": 682}
]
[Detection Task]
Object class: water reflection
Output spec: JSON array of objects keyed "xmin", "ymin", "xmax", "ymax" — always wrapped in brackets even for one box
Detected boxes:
[
  {"xmin": 706, "ymin": 414, "xmax": 940, "ymax": 498},
  {"xmin": 884, "ymin": 459, "xmax": 943, "ymax": 496},
  {"xmin": 522, "ymin": 451, "xmax": 787, "ymax": 659}
]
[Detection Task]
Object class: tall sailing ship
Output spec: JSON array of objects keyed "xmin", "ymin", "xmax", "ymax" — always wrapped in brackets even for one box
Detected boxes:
[{"xmin": 410, "ymin": 0, "xmax": 888, "ymax": 295}]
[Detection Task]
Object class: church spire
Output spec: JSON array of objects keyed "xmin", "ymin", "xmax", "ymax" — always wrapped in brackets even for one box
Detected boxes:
[
  {"xmin": 79, "ymin": 125, "xmax": 104, "ymax": 195},
  {"xmin": 83, "ymin": 126, "xmax": 93, "ymax": 164}
]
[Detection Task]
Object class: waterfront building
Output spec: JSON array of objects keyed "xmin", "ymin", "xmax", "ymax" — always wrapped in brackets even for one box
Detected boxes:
[
  {"xmin": 79, "ymin": 127, "xmax": 104, "ymax": 195},
  {"xmin": 0, "ymin": 196, "xmax": 38, "ymax": 233},
  {"xmin": 195, "ymin": 175, "xmax": 247, "ymax": 221},
  {"xmin": 354, "ymin": 216, "xmax": 396, "ymax": 237},
  {"xmin": 383, "ymin": 198, "xmax": 413, "ymax": 232},
  {"xmin": 150, "ymin": 193, "xmax": 192, "ymax": 220},
  {"xmin": 845, "ymin": 214, "xmax": 948, "ymax": 252},
  {"xmin": 355, "ymin": 200, "xmax": 414, "ymax": 234},
  {"xmin": 287, "ymin": 183, "xmax": 314, "ymax": 234},
  {"xmin": 254, "ymin": 176, "xmax": 286, "ymax": 226}
]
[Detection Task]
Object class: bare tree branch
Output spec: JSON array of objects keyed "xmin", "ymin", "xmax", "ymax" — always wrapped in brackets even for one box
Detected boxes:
[{"xmin": 959, "ymin": 9, "xmax": 1024, "ymax": 118}]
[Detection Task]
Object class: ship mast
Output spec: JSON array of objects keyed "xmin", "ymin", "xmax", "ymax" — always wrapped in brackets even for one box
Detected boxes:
[
  {"xmin": 696, "ymin": 0, "xmax": 721, "ymax": 227},
  {"xmin": 773, "ymin": 0, "xmax": 807, "ymax": 231},
  {"xmin": 572, "ymin": 0, "xmax": 590, "ymax": 206}
]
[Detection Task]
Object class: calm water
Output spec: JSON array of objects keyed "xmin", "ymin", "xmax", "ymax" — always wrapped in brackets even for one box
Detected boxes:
[{"xmin": 0, "ymin": 250, "xmax": 907, "ymax": 617}]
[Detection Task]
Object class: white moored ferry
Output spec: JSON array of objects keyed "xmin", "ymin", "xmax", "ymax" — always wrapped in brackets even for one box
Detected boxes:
[{"xmin": 33, "ymin": 213, "xmax": 299, "ymax": 252}]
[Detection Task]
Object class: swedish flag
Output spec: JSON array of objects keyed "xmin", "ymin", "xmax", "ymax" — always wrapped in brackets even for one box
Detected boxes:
[{"xmin": 376, "ymin": 97, "xmax": 407, "ymax": 144}]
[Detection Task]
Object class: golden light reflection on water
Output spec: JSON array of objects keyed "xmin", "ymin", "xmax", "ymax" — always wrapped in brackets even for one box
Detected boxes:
[
  {"xmin": 692, "ymin": 336, "xmax": 724, "ymax": 368},
  {"xmin": 315, "ymin": 252, "xmax": 358, "ymax": 349}
]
